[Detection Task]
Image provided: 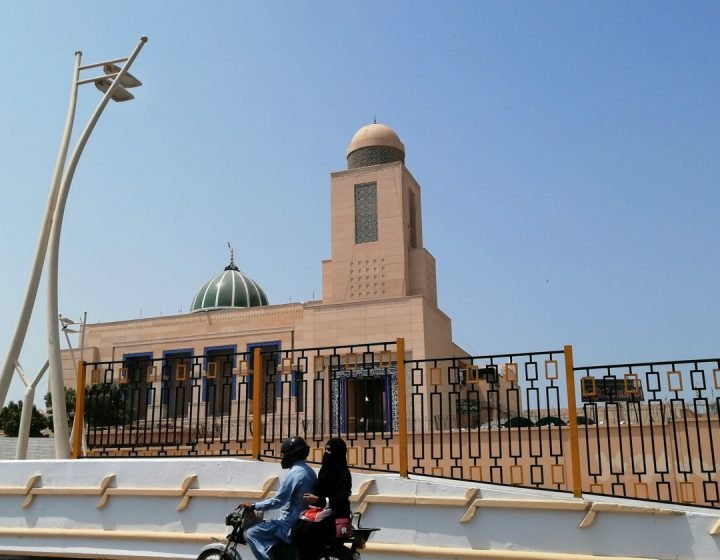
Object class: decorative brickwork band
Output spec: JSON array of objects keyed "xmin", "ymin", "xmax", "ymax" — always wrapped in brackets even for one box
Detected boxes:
[{"xmin": 347, "ymin": 145, "xmax": 404, "ymax": 169}]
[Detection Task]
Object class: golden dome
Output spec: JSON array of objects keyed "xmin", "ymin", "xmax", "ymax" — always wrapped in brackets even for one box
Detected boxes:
[{"xmin": 346, "ymin": 123, "xmax": 405, "ymax": 157}]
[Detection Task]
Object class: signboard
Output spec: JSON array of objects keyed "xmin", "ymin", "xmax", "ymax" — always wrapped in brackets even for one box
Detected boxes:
[
  {"xmin": 334, "ymin": 366, "xmax": 395, "ymax": 379},
  {"xmin": 455, "ymin": 399, "xmax": 481, "ymax": 414},
  {"xmin": 581, "ymin": 377, "xmax": 644, "ymax": 403}
]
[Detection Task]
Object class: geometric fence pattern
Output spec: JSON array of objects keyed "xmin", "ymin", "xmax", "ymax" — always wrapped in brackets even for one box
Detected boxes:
[
  {"xmin": 83, "ymin": 341, "xmax": 400, "ymax": 471},
  {"xmin": 405, "ymin": 350, "xmax": 570, "ymax": 491},
  {"xmin": 575, "ymin": 358, "xmax": 720, "ymax": 508},
  {"xmin": 84, "ymin": 350, "xmax": 254, "ymax": 457},
  {"xmin": 78, "ymin": 341, "xmax": 720, "ymax": 509}
]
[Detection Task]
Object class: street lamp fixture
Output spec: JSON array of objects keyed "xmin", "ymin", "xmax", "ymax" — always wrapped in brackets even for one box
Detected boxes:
[
  {"xmin": 59, "ymin": 315, "xmax": 76, "ymax": 328},
  {"xmin": 103, "ymin": 63, "xmax": 143, "ymax": 87},
  {"xmin": 0, "ymin": 37, "xmax": 148, "ymax": 459},
  {"xmin": 94, "ymin": 64, "xmax": 142, "ymax": 102}
]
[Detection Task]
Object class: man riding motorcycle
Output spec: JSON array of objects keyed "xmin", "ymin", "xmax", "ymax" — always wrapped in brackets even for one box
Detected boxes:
[{"xmin": 242, "ymin": 436, "xmax": 317, "ymax": 560}]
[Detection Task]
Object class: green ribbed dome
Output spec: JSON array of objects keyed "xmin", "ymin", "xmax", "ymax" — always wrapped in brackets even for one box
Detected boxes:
[{"xmin": 191, "ymin": 258, "xmax": 268, "ymax": 312}]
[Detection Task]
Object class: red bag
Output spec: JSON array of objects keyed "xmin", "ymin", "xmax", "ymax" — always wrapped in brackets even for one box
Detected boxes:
[
  {"xmin": 300, "ymin": 506, "xmax": 333, "ymax": 522},
  {"xmin": 335, "ymin": 518, "xmax": 353, "ymax": 538}
]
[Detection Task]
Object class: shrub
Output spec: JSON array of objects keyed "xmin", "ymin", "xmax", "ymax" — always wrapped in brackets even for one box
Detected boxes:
[
  {"xmin": 536, "ymin": 416, "xmax": 567, "ymax": 427},
  {"xmin": 502, "ymin": 416, "xmax": 535, "ymax": 428},
  {"xmin": 84, "ymin": 384, "xmax": 129, "ymax": 427}
]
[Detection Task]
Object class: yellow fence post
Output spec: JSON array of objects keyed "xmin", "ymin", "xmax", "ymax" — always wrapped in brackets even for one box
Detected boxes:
[
  {"xmin": 396, "ymin": 338, "xmax": 409, "ymax": 478},
  {"xmin": 564, "ymin": 345, "xmax": 582, "ymax": 498},
  {"xmin": 252, "ymin": 347, "xmax": 262, "ymax": 460},
  {"xmin": 72, "ymin": 361, "xmax": 87, "ymax": 459}
]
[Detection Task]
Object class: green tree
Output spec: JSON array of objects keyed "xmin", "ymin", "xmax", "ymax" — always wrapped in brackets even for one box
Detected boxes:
[
  {"xmin": 44, "ymin": 387, "xmax": 76, "ymax": 431},
  {"xmin": 0, "ymin": 401, "xmax": 49, "ymax": 437},
  {"xmin": 84, "ymin": 384, "xmax": 128, "ymax": 427}
]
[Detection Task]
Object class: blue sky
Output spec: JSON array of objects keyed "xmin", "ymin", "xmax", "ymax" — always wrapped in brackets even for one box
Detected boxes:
[{"xmin": 0, "ymin": 2, "xmax": 718, "ymax": 405}]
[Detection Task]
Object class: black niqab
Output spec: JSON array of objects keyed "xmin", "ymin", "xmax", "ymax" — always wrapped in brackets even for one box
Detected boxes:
[{"xmin": 321, "ymin": 437, "xmax": 348, "ymax": 470}]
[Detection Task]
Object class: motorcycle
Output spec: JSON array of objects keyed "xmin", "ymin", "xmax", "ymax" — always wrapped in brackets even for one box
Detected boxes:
[{"xmin": 196, "ymin": 506, "xmax": 380, "ymax": 560}]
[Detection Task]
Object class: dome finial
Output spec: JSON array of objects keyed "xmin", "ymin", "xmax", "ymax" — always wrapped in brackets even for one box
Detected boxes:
[{"xmin": 225, "ymin": 242, "xmax": 239, "ymax": 271}]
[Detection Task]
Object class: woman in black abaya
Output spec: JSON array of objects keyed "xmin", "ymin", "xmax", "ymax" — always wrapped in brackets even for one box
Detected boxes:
[{"xmin": 294, "ymin": 438, "xmax": 352, "ymax": 560}]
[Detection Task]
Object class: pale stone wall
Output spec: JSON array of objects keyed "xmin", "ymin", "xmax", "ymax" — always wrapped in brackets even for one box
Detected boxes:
[
  {"xmin": 408, "ymin": 248, "xmax": 437, "ymax": 306},
  {"xmin": 324, "ymin": 162, "xmax": 439, "ymax": 308},
  {"xmin": 0, "ymin": 457, "xmax": 718, "ymax": 560},
  {"xmin": 326, "ymin": 162, "xmax": 409, "ymax": 304},
  {"xmin": 65, "ymin": 292, "xmax": 465, "ymax": 384},
  {"xmin": 76, "ymin": 305, "xmax": 301, "ymax": 365}
]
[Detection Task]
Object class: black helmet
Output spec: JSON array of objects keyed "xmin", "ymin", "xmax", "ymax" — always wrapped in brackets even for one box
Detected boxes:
[{"xmin": 280, "ymin": 436, "xmax": 310, "ymax": 469}]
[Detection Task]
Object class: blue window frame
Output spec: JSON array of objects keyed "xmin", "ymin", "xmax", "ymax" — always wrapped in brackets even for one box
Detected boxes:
[
  {"xmin": 122, "ymin": 352, "xmax": 154, "ymax": 406},
  {"xmin": 202, "ymin": 345, "xmax": 237, "ymax": 402},
  {"xmin": 246, "ymin": 341, "xmax": 282, "ymax": 399},
  {"xmin": 161, "ymin": 348, "xmax": 193, "ymax": 405}
]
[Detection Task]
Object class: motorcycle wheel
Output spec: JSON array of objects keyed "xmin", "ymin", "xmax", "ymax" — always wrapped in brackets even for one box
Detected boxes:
[
  {"xmin": 321, "ymin": 546, "xmax": 355, "ymax": 560},
  {"xmin": 197, "ymin": 550, "xmax": 226, "ymax": 560}
]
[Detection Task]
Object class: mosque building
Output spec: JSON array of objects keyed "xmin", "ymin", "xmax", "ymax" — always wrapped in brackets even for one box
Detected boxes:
[{"xmin": 60, "ymin": 123, "xmax": 513, "ymax": 435}]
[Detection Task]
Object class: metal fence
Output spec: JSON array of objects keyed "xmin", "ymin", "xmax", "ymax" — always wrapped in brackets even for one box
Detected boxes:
[
  {"xmin": 81, "ymin": 341, "xmax": 401, "ymax": 472},
  {"xmin": 404, "ymin": 349, "xmax": 572, "ymax": 492},
  {"xmin": 574, "ymin": 358, "xmax": 720, "ymax": 508},
  {"xmin": 77, "ymin": 340, "xmax": 720, "ymax": 509},
  {"xmin": 83, "ymin": 349, "xmax": 255, "ymax": 456},
  {"xmin": 253, "ymin": 341, "xmax": 400, "ymax": 471}
]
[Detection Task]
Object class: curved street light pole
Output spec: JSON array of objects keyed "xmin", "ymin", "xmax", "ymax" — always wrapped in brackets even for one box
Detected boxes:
[
  {"xmin": 0, "ymin": 53, "xmax": 82, "ymax": 410},
  {"xmin": 0, "ymin": 37, "xmax": 147, "ymax": 459},
  {"xmin": 47, "ymin": 36, "xmax": 148, "ymax": 458}
]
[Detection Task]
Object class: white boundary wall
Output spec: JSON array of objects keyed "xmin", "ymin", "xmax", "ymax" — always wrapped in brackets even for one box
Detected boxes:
[{"xmin": 0, "ymin": 458, "xmax": 719, "ymax": 560}]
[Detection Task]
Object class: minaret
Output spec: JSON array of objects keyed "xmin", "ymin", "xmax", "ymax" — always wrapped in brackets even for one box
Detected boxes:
[{"xmin": 322, "ymin": 123, "xmax": 438, "ymax": 306}]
